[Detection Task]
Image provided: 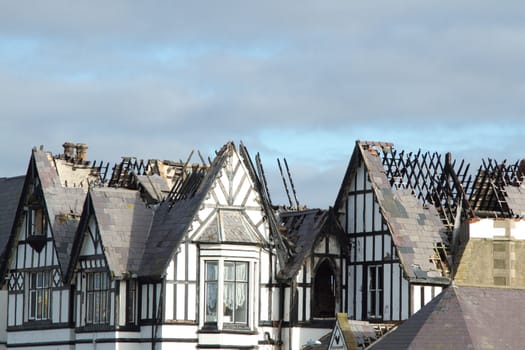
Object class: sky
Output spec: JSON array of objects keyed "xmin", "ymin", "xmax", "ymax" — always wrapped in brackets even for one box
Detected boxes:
[{"xmin": 1, "ymin": 1, "xmax": 525, "ymax": 208}]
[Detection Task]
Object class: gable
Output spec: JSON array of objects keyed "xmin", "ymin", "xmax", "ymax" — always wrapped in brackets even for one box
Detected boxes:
[
  {"xmin": 336, "ymin": 141, "xmax": 449, "ymax": 284},
  {"xmin": 191, "ymin": 148, "xmax": 268, "ymax": 244},
  {"xmin": 140, "ymin": 142, "xmax": 269, "ymax": 278}
]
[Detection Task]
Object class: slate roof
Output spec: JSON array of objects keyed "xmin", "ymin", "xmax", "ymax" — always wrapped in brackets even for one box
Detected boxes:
[
  {"xmin": 134, "ymin": 174, "xmax": 170, "ymax": 202},
  {"xmin": 0, "ymin": 176, "xmax": 25, "ymax": 278},
  {"xmin": 33, "ymin": 149, "xmax": 88, "ymax": 275},
  {"xmin": 277, "ymin": 208, "xmax": 346, "ymax": 281},
  {"xmin": 139, "ymin": 143, "xmax": 231, "ymax": 278},
  {"xmin": 368, "ymin": 284, "xmax": 525, "ymax": 350},
  {"xmin": 335, "ymin": 141, "xmax": 449, "ymax": 284},
  {"xmin": 502, "ymin": 184, "xmax": 525, "ymax": 217},
  {"xmin": 197, "ymin": 209, "xmax": 263, "ymax": 244},
  {"xmin": 89, "ymin": 187, "xmax": 155, "ymax": 277}
]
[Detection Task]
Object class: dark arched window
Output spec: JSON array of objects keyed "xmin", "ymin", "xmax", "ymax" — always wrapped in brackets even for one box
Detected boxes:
[{"xmin": 312, "ymin": 260, "xmax": 336, "ymax": 318}]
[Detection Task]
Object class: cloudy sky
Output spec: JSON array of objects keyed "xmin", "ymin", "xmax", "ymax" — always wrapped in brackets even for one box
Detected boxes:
[{"xmin": 1, "ymin": 1, "xmax": 524, "ymax": 208}]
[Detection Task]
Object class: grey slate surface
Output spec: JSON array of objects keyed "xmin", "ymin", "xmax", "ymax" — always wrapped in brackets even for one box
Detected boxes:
[
  {"xmin": 135, "ymin": 174, "xmax": 170, "ymax": 201},
  {"xmin": 277, "ymin": 209, "xmax": 344, "ymax": 281},
  {"xmin": 33, "ymin": 150, "xmax": 87, "ymax": 275},
  {"xmin": 139, "ymin": 143, "xmax": 230, "ymax": 278},
  {"xmin": 197, "ymin": 209, "xmax": 262, "ymax": 244},
  {"xmin": 368, "ymin": 284, "xmax": 525, "ymax": 350},
  {"xmin": 90, "ymin": 187, "xmax": 154, "ymax": 277},
  {"xmin": 504, "ymin": 184, "xmax": 525, "ymax": 217},
  {"xmin": 0, "ymin": 176, "xmax": 25, "ymax": 273},
  {"xmin": 357, "ymin": 142, "xmax": 449, "ymax": 283}
]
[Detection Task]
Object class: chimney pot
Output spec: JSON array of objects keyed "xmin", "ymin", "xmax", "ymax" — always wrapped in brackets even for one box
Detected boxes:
[
  {"xmin": 75, "ymin": 143, "xmax": 88, "ymax": 163},
  {"xmin": 63, "ymin": 142, "xmax": 75, "ymax": 160}
]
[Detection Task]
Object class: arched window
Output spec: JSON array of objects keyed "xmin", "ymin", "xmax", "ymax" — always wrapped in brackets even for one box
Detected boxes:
[{"xmin": 313, "ymin": 260, "xmax": 336, "ymax": 318}]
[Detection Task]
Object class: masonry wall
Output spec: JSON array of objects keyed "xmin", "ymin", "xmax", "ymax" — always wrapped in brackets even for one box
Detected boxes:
[{"xmin": 454, "ymin": 218, "xmax": 525, "ymax": 288}]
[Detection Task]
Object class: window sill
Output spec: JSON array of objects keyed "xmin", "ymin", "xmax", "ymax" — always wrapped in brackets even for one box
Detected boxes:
[{"xmin": 199, "ymin": 325, "xmax": 256, "ymax": 335}]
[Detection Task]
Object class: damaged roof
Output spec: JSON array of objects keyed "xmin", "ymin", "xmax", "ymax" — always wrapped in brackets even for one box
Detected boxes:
[
  {"xmin": 368, "ymin": 284, "xmax": 525, "ymax": 350},
  {"xmin": 277, "ymin": 208, "xmax": 346, "ymax": 281},
  {"xmin": 336, "ymin": 141, "xmax": 451, "ymax": 284},
  {"xmin": 33, "ymin": 149, "xmax": 92, "ymax": 276},
  {"xmin": 139, "ymin": 142, "xmax": 234, "ymax": 278}
]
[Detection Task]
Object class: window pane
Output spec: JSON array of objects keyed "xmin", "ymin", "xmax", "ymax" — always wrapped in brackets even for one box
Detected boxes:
[
  {"xmin": 223, "ymin": 281, "xmax": 234, "ymax": 321},
  {"xmin": 234, "ymin": 282, "xmax": 247, "ymax": 323},
  {"xmin": 206, "ymin": 261, "xmax": 218, "ymax": 281},
  {"xmin": 224, "ymin": 262, "xmax": 235, "ymax": 281},
  {"xmin": 236, "ymin": 262, "xmax": 247, "ymax": 282},
  {"xmin": 205, "ymin": 282, "xmax": 218, "ymax": 322}
]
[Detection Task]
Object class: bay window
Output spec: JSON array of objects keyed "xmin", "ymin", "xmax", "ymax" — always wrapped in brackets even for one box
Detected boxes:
[{"xmin": 203, "ymin": 260, "xmax": 251, "ymax": 329}]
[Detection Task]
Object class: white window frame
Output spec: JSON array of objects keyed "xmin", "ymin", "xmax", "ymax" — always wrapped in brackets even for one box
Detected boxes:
[
  {"xmin": 368, "ymin": 265, "xmax": 383, "ymax": 319},
  {"xmin": 200, "ymin": 251, "xmax": 257, "ymax": 331},
  {"xmin": 85, "ymin": 271, "xmax": 110, "ymax": 325},
  {"xmin": 28, "ymin": 271, "xmax": 50, "ymax": 321}
]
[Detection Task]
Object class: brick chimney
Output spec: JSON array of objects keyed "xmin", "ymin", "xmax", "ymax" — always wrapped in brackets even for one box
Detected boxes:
[
  {"xmin": 62, "ymin": 142, "xmax": 75, "ymax": 160},
  {"xmin": 75, "ymin": 143, "xmax": 88, "ymax": 163}
]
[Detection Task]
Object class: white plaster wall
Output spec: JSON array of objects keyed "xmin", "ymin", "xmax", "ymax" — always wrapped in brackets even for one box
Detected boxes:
[
  {"xmin": 0, "ymin": 290, "xmax": 6, "ymax": 347},
  {"xmin": 7, "ymin": 328, "xmax": 74, "ymax": 347}
]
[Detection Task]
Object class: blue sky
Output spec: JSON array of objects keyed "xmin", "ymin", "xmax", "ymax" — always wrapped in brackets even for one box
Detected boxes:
[{"xmin": 1, "ymin": 1, "xmax": 525, "ymax": 208}]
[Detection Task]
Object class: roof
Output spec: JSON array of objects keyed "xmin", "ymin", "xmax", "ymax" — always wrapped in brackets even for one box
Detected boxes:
[
  {"xmin": 0, "ymin": 176, "xmax": 25, "ymax": 277},
  {"xmin": 368, "ymin": 284, "xmax": 525, "ymax": 349},
  {"xmin": 196, "ymin": 209, "xmax": 263, "ymax": 244},
  {"xmin": 277, "ymin": 208, "xmax": 346, "ymax": 281},
  {"xmin": 89, "ymin": 187, "xmax": 155, "ymax": 277},
  {"xmin": 33, "ymin": 149, "xmax": 89, "ymax": 275},
  {"xmin": 335, "ymin": 141, "xmax": 450, "ymax": 284},
  {"xmin": 139, "ymin": 143, "xmax": 231, "ymax": 278},
  {"xmin": 328, "ymin": 314, "xmax": 377, "ymax": 350}
]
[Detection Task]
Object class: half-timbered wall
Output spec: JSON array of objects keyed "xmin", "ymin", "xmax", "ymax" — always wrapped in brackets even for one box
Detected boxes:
[
  {"xmin": 344, "ymin": 158, "xmax": 410, "ymax": 321},
  {"xmin": 7, "ymin": 186, "xmax": 70, "ymax": 327},
  {"xmin": 75, "ymin": 217, "xmax": 117, "ymax": 328}
]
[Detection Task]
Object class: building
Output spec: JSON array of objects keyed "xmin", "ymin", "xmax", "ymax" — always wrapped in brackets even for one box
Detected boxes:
[
  {"xmin": 3, "ymin": 139, "xmax": 524, "ymax": 350},
  {"xmin": 1, "ymin": 142, "xmax": 345, "ymax": 350},
  {"xmin": 334, "ymin": 141, "xmax": 453, "ymax": 323}
]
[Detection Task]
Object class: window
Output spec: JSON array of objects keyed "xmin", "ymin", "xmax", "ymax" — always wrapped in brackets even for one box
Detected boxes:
[
  {"xmin": 205, "ymin": 261, "xmax": 218, "ymax": 323},
  {"xmin": 29, "ymin": 271, "xmax": 50, "ymax": 320},
  {"xmin": 126, "ymin": 280, "xmax": 137, "ymax": 324},
  {"xmin": 26, "ymin": 206, "xmax": 45, "ymax": 236},
  {"xmin": 223, "ymin": 261, "xmax": 248, "ymax": 324},
  {"xmin": 203, "ymin": 260, "xmax": 249, "ymax": 328},
  {"xmin": 368, "ymin": 265, "xmax": 383, "ymax": 318},
  {"xmin": 313, "ymin": 260, "xmax": 336, "ymax": 318},
  {"xmin": 86, "ymin": 271, "xmax": 110, "ymax": 324}
]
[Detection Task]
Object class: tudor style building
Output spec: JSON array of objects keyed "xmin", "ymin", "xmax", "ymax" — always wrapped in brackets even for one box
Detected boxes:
[
  {"xmin": 334, "ymin": 141, "xmax": 457, "ymax": 323},
  {"xmin": 5, "ymin": 139, "xmax": 522, "ymax": 349},
  {"xmin": 0, "ymin": 142, "xmax": 347, "ymax": 350}
]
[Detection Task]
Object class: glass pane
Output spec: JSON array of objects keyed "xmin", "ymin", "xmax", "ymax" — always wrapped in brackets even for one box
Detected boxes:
[
  {"xmin": 206, "ymin": 261, "xmax": 218, "ymax": 281},
  {"xmin": 30, "ymin": 291, "xmax": 36, "ymax": 319},
  {"xmin": 205, "ymin": 282, "xmax": 218, "ymax": 322},
  {"xmin": 224, "ymin": 262, "xmax": 235, "ymax": 281},
  {"xmin": 236, "ymin": 262, "xmax": 248, "ymax": 282},
  {"xmin": 223, "ymin": 281, "xmax": 234, "ymax": 321},
  {"xmin": 234, "ymin": 283, "xmax": 248, "ymax": 323}
]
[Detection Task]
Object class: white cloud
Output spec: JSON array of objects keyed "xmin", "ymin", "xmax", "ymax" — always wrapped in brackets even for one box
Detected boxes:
[{"xmin": 1, "ymin": 1, "xmax": 525, "ymax": 207}]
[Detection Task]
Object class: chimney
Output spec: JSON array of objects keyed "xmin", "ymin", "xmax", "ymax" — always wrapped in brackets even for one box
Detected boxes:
[
  {"xmin": 75, "ymin": 143, "xmax": 88, "ymax": 163},
  {"xmin": 62, "ymin": 142, "xmax": 75, "ymax": 160}
]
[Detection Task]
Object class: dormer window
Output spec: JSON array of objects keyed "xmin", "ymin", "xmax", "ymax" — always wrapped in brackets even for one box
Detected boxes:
[
  {"xmin": 26, "ymin": 205, "xmax": 46, "ymax": 237},
  {"xmin": 25, "ymin": 205, "xmax": 47, "ymax": 252}
]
